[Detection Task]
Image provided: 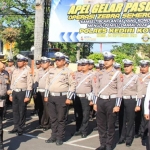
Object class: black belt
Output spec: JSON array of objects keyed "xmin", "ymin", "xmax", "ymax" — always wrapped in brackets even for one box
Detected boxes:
[{"xmin": 0, "ymin": 96, "xmax": 6, "ymax": 99}]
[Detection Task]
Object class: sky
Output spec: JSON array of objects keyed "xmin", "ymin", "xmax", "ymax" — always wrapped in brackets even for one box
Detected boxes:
[{"xmin": 91, "ymin": 43, "xmax": 122, "ymax": 53}]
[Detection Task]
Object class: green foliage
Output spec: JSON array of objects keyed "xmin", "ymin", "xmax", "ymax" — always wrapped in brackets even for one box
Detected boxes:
[
  {"xmin": 0, "ymin": 0, "xmax": 35, "ymax": 52},
  {"xmin": 52, "ymin": 42, "xmax": 93, "ymax": 62},
  {"xmin": 87, "ymin": 53, "xmax": 103, "ymax": 63},
  {"xmin": 112, "ymin": 51, "xmax": 136, "ymax": 72}
]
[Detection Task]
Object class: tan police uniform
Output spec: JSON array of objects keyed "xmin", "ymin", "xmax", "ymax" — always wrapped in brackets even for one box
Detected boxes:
[
  {"xmin": 0, "ymin": 56, "xmax": 10, "ymax": 150},
  {"xmin": 74, "ymin": 59, "xmax": 95, "ymax": 137},
  {"xmin": 135, "ymin": 60, "xmax": 150, "ymax": 140},
  {"xmin": 9, "ymin": 54, "xmax": 32, "ymax": 135},
  {"xmin": 44, "ymin": 52, "xmax": 75, "ymax": 144},
  {"xmin": 5, "ymin": 65, "xmax": 15, "ymax": 81},
  {"xmin": 95, "ymin": 52, "xmax": 123, "ymax": 150},
  {"xmin": 119, "ymin": 69, "xmax": 142, "ymax": 145},
  {"xmin": 34, "ymin": 61, "xmax": 51, "ymax": 130}
]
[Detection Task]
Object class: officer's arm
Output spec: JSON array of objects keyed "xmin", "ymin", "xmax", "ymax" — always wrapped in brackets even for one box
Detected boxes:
[
  {"xmin": 32, "ymin": 70, "xmax": 39, "ymax": 95},
  {"xmin": 26, "ymin": 71, "xmax": 33, "ymax": 98},
  {"xmin": 44, "ymin": 72, "xmax": 50, "ymax": 98},
  {"xmin": 67, "ymin": 71, "xmax": 76, "ymax": 100},
  {"xmin": 144, "ymin": 81, "xmax": 150, "ymax": 116},
  {"xmin": 136, "ymin": 76, "xmax": 142, "ymax": 107},
  {"xmin": 116, "ymin": 72, "xmax": 123, "ymax": 107}
]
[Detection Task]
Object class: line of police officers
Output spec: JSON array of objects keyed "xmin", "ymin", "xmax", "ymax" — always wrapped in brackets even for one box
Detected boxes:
[{"xmin": 0, "ymin": 51, "xmax": 149, "ymax": 150}]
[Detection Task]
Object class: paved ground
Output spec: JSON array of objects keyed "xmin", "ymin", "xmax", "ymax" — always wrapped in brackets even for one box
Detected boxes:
[{"xmin": 2, "ymin": 104, "xmax": 149, "ymax": 150}]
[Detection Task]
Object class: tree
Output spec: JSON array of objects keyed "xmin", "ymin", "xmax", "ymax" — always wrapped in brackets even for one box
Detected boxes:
[
  {"xmin": 51, "ymin": 42, "xmax": 93, "ymax": 62},
  {"xmin": 1, "ymin": 27, "xmax": 19, "ymax": 57},
  {"xmin": 0, "ymin": 0, "xmax": 35, "ymax": 51},
  {"xmin": 87, "ymin": 53, "xmax": 103, "ymax": 63},
  {"xmin": 111, "ymin": 43, "xmax": 142, "ymax": 66}
]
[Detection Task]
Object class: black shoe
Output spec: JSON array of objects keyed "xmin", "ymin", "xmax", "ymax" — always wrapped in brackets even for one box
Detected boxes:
[
  {"xmin": 43, "ymin": 127, "xmax": 50, "ymax": 131},
  {"xmin": 31, "ymin": 111, "xmax": 36, "ymax": 115},
  {"xmin": 8, "ymin": 129, "xmax": 18, "ymax": 134},
  {"xmin": 93, "ymin": 127, "xmax": 98, "ymax": 131},
  {"xmin": 81, "ymin": 133, "xmax": 87, "ymax": 138},
  {"xmin": 74, "ymin": 131, "xmax": 81, "ymax": 136},
  {"xmin": 3, "ymin": 117, "xmax": 6, "ymax": 121},
  {"xmin": 118, "ymin": 139, "xmax": 125, "ymax": 144},
  {"xmin": 0, "ymin": 144, "xmax": 3, "ymax": 150},
  {"xmin": 56, "ymin": 140, "xmax": 63, "ymax": 146},
  {"xmin": 106, "ymin": 146, "xmax": 112, "ymax": 150},
  {"xmin": 95, "ymin": 145, "xmax": 106, "ymax": 150},
  {"xmin": 35, "ymin": 125, "xmax": 43, "ymax": 129},
  {"xmin": 126, "ymin": 142, "xmax": 132, "ymax": 147},
  {"xmin": 45, "ymin": 137, "xmax": 56, "ymax": 143},
  {"xmin": 134, "ymin": 134, "xmax": 140, "ymax": 138},
  {"xmin": 141, "ymin": 135, "xmax": 147, "ymax": 146},
  {"xmin": 16, "ymin": 131, "xmax": 23, "ymax": 136}
]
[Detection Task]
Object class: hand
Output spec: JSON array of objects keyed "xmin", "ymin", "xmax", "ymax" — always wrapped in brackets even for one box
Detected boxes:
[
  {"xmin": 145, "ymin": 114, "xmax": 149, "ymax": 120},
  {"xmin": 135, "ymin": 106, "xmax": 140, "ymax": 112},
  {"xmin": 93, "ymin": 104, "xmax": 97, "ymax": 111},
  {"xmin": 44, "ymin": 97, "xmax": 48, "ymax": 102},
  {"xmin": 24, "ymin": 98, "xmax": 30, "ymax": 103},
  {"xmin": 65, "ymin": 99, "xmax": 73, "ymax": 105},
  {"xmin": 9, "ymin": 96, "xmax": 13, "ymax": 102},
  {"xmin": 113, "ymin": 106, "xmax": 120, "ymax": 113},
  {"xmin": 7, "ymin": 90, "xmax": 12, "ymax": 95},
  {"xmin": 33, "ymin": 95, "xmax": 37, "ymax": 99},
  {"xmin": 89, "ymin": 101, "xmax": 93, "ymax": 106}
]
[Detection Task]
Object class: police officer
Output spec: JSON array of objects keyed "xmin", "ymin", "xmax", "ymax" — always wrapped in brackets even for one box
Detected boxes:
[
  {"xmin": 118, "ymin": 59, "xmax": 142, "ymax": 146},
  {"xmin": 34, "ymin": 57, "xmax": 51, "ymax": 130},
  {"xmin": 135, "ymin": 60, "xmax": 150, "ymax": 141},
  {"xmin": 8, "ymin": 54, "xmax": 32, "ymax": 135},
  {"xmin": 5, "ymin": 58, "xmax": 15, "ymax": 81},
  {"xmin": 98, "ymin": 60, "xmax": 104, "ymax": 70},
  {"xmin": 88, "ymin": 59, "xmax": 94, "ymax": 71},
  {"xmin": 144, "ymin": 81, "xmax": 150, "ymax": 148},
  {"xmin": 95, "ymin": 64, "xmax": 100, "ymax": 72},
  {"xmin": 94, "ymin": 52, "xmax": 123, "ymax": 150},
  {"xmin": 44, "ymin": 52, "xmax": 75, "ymax": 145},
  {"xmin": 31, "ymin": 60, "xmax": 42, "ymax": 116},
  {"xmin": 65, "ymin": 55, "xmax": 70, "ymax": 68},
  {"xmin": 0, "ymin": 56, "xmax": 10, "ymax": 150},
  {"xmin": 114, "ymin": 62, "xmax": 121, "ymax": 71},
  {"xmin": 74, "ymin": 59, "xmax": 94, "ymax": 138},
  {"xmin": 24, "ymin": 57, "xmax": 31, "ymax": 71}
]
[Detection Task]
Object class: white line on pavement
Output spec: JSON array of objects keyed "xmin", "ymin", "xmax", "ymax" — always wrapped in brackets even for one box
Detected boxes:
[
  {"xmin": 66, "ymin": 143, "xmax": 95, "ymax": 150},
  {"xmin": 66, "ymin": 134, "xmax": 99, "ymax": 144},
  {"xmin": 4, "ymin": 129, "xmax": 97, "ymax": 150},
  {"xmin": 3, "ymin": 129, "xmax": 47, "ymax": 140}
]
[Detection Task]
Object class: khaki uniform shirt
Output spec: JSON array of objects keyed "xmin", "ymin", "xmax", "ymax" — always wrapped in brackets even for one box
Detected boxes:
[
  {"xmin": 45, "ymin": 67, "xmax": 76, "ymax": 93},
  {"xmin": 138, "ymin": 72, "xmax": 150, "ymax": 96},
  {"xmin": 0, "ymin": 72, "xmax": 9, "ymax": 96},
  {"xmin": 96, "ymin": 68, "xmax": 123, "ymax": 98},
  {"xmin": 10, "ymin": 67, "xmax": 32, "ymax": 91},
  {"xmin": 122, "ymin": 73, "xmax": 138, "ymax": 96},
  {"xmin": 5, "ymin": 65, "xmax": 15, "ymax": 81},
  {"xmin": 75, "ymin": 71, "xmax": 94, "ymax": 94},
  {"xmin": 34, "ymin": 68, "xmax": 50, "ymax": 89}
]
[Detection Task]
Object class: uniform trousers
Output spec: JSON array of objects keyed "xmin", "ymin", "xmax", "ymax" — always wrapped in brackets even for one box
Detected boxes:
[
  {"xmin": 40, "ymin": 92, "xmax": 51, "ymax": 128},
  {"xmin": 48, "ymin": 95, "xmax": 67, "ymax": 140},
  {"xmin": 33, "ymin": 92, "xmax": 38, "ymax": 113},
  {"xmin": 0, "ymin": 107, "xmax": 3, "ymax": 144},
  {"xmin": 74, "ymin": 96, "xmax": 90, "ymax": 134},
  {"xmin": 119, "ymin": 98, "xmax": 136, "ymax": 143},
  {"xmin": 96, "ymin": 98, "xmax": 117, "ymax": 147},
  {"xmin": 12, "ymin": 91, "xmax": 27, "ymax": 132},
  {"xmin": 140, "ymin": 97, "xmax": 148, "ymax": 137},
  {"xmin": 36, "ymin": 92, "xmax": 43, "ymax": 125}
]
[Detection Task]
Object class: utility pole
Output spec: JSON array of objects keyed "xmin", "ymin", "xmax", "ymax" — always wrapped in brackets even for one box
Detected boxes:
[{"xmin": 34, "ymin": 0, "xmax": 44, "ymax": 61}]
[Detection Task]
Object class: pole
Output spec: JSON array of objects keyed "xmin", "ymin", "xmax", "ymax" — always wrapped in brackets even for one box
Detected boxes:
[{"xmin": 34, "ymin": 0, "xmax": 44, "ymax": 62}]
